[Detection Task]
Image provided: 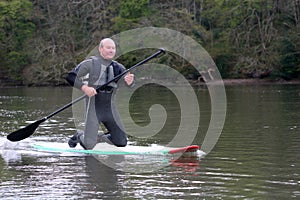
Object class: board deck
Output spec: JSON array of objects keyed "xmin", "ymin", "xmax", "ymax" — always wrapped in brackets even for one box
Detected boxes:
[{"xmin": 32, "ymin": 142, "xmax": 199, "ymax": 156}]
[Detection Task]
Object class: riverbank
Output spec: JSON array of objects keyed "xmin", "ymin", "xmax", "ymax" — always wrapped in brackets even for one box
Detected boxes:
[
  {"xmin": 1, "ymin": 78, "xmax": 300, "ymax": 88},
  {"xmin": 221, "ymin": 78, "xmax": 300, "ymax": 85},
  {"xmin": 188, "ymin": 78, "xmax": 300, "ymax": 86}
]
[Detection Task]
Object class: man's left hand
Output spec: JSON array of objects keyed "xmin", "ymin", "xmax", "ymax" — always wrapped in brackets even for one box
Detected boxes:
[{"xmin": 124, "ymin": 72, "xmax": 134, "ymax": 86}]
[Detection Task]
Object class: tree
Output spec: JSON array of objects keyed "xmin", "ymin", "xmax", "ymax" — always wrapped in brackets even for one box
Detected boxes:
[
  {"xmin": 0, "ymin": 0, "xmax": 35, "ymax": 82},
  {"xmin": 23, "ymin": 0, "xmax": 114, "ymax": 85},
  {"xmin": 275, "ymin": 0, "xmax": 300, "ymax": 79},
  {"xmin": 1, "ymin": 0, "xmax": 300, "ymax": 85}
]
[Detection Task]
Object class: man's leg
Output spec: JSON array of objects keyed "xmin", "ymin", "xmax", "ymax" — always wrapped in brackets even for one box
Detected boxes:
[
  {"xmin": 82, "ymin": 96, "xmax": 100, "ymax": 149},
  {"xmin": 95, "ymin": 93, "xmax": 127, "ymax": 147},
  {"xmin": 102, "ymin": 103, "xmax": 127, "ymax": 147},
  {"xmin": 68, "ymin": 97, "xmax": 100, "ymax": 149}
]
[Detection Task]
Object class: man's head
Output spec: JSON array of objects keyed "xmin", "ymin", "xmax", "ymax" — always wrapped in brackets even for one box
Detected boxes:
[{"xmin": 99, "ymin": 38, "xmax": 116, "ymax": 60}]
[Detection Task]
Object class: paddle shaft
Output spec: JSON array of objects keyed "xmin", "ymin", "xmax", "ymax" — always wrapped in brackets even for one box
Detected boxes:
[{"xmin": 44, "ymin": 48, "xmax": 165, "ymax": 121}]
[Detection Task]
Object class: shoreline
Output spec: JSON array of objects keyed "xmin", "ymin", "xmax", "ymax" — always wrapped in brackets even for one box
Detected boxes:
[
  {"xmin": 1, "ymin": 78, "xmax": 300, "ymax": 88},
  {"xmin": 220, "ymin": 78, "xmax": 300, "ymax": 85},
  {"xmin": 191, "ymin": 78, "xmax": 300, "ymax": 86}
]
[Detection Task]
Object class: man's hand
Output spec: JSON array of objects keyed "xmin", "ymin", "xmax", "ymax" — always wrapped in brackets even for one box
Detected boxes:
[
  {"xmin": 124, "ymin": 72, "xmax": 134, "ymax": 86},
  {"xmin": 81, "ymin": 85, "xmax": 97, "ymax": 97}
]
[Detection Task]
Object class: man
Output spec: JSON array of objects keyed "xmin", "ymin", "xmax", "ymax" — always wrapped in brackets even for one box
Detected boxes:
[{"xmin": 66, "ymin": 38, "xmax": 134, "ymax": 149}]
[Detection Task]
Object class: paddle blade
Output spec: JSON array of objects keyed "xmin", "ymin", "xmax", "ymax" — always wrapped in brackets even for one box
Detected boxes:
[{"xmin": 7, "ymin": 119, "xmax": 44, "ymax": 142}]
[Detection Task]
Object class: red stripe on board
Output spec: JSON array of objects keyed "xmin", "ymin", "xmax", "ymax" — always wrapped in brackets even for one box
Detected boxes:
[{"xmin": 168, "ymin": 145, "xmax": 199, "ymax": 154}]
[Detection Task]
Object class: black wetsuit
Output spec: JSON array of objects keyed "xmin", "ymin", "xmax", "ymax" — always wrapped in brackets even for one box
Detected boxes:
[{"xmin": 66, "ymin": 55, "xmax": 128, "ymax": 149}]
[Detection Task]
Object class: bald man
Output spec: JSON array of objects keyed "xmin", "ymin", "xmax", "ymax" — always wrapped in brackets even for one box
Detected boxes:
[{"xmin": 66, "ymin": 38, "xmax": 134, "ymax": 149}]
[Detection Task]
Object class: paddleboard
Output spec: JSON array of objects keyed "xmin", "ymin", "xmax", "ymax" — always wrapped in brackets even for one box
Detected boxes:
[{"xmin": 32, "ymin": 142, "xmax": 199, "ymax": 156}]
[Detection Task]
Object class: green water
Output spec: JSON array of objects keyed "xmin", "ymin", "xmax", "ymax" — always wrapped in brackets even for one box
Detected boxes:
[{"xmin": 0, "ymin": 84, "xmax": 299, "ymax": 199}]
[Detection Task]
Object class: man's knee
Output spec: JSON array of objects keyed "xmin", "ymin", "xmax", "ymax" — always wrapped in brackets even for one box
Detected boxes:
[
  {"xmin": 113, "ymin": 137, "xmax": 127, "ymax": 147},
  {"xmin": 83, "ymin": 137, "xmax": 97, "ymax": 150},
  {"xmin": 84, "ymin": 143, "xmax": 96, "ymax": 150}
]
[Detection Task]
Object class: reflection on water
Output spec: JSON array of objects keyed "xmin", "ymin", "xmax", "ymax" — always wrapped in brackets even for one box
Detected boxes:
[
  {"xmin": 0, "ymin": 85, "xmax": 300, "ymax": 199},
  {"xmin": 0, "ymin": 137, "xmax": 203, "ymax": 199}
]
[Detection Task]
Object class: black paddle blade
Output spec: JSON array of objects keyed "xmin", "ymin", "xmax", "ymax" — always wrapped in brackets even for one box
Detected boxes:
[{"xmin": 7, "ymin": 119, "xmax": 45, "ymax": 142}]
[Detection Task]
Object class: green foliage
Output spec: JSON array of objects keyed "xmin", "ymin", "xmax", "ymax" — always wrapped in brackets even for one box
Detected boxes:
[
  {"xmin": 218, "ymin": 0, "xmax": 300, "ymax": 78},
  {"xmin": 119, "ymin": 0, "xmax": 150, "ymax": 19},
  {"xmin": 112, "ymin": 0, "xmax": 151, "ymax": 32},
  {"xmin": 0, "ymin": 0, "xmax": 35, "ymax": 82},
  {"xmin": 0, "ymin": 0, "xmax": 300, "ymax": 85},
  {"xmin": 7, "ymin": 51, "xmax": 28, "ymax": 80},
  {"xmin": 277, "ymin": 36, "xmax": 300, "ymax": 79}
]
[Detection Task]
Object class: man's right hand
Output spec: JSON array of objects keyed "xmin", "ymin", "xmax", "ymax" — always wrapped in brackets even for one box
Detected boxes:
[{"xmin": 81, "ymin": 85, "xmax": 97, "ymax": 97}]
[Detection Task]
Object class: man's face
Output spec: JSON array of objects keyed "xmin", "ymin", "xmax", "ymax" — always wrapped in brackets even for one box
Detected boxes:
[{"xmin": 99, "ymin": 40, "xmax": 116, "ymax": 60}]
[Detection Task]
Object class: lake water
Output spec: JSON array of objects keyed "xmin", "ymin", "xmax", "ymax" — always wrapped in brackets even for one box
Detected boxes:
[{"xmin": 0, "ymin": 83, "xmax": 299, "ymax": 199}]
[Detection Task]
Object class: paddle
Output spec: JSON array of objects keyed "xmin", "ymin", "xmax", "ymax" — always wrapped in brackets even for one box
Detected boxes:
[{"xmin": 7, "ymin": 48, "xmax": 166, "ymax": 142}]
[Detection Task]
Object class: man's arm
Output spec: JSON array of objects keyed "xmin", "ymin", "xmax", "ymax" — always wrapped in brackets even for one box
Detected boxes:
[
  {"xmin": 66, "ymin": 59, "xmax": 91, "ymax": 89},
  {"xmin": 66, "ymin": 59, "xmax": 97, "ymax": 97},
  {"xmin": 113, "ymin": 61, "xmax": 135, "ymax": 87}
]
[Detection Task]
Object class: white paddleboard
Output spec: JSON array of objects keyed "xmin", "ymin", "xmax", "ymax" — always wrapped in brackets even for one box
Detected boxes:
[{"xmin": 32, "ymin": 142, "xmax": 200, "ymax": 156}]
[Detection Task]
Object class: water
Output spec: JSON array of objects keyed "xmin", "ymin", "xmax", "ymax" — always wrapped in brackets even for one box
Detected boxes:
[{"xmin": 0, "ymin": 84, "xmax": 299, "ymax": 199}]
